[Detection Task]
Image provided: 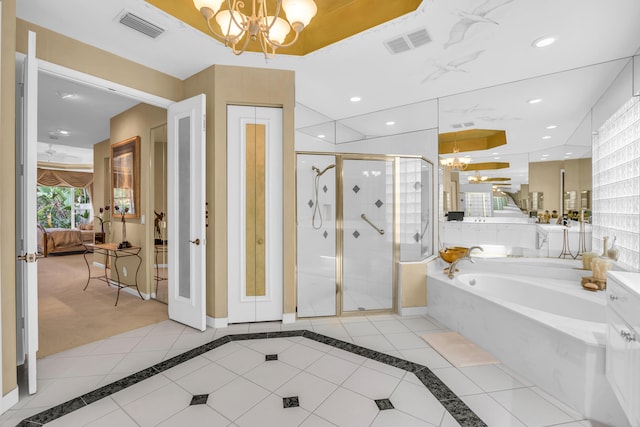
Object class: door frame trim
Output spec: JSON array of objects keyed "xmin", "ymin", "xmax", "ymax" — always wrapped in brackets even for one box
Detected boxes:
[{"xmin": 13, "ymin": 54, "xmax": 175, "ymax": 401}]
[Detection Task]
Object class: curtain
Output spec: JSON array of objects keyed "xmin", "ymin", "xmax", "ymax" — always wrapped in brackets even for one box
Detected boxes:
[{"xmin": 37, "ymin": 168, "xmax": 93, "ymax": 188}]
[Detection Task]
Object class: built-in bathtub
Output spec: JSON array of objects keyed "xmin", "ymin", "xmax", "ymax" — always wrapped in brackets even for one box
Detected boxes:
[{"xmin": 427, "ymin": 258, "xmax": 629, "ymax": 426}]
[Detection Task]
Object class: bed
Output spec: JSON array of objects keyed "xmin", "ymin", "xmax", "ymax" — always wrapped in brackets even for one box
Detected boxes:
[{"xmin": 37, "ymin": 224, "xmax": 95, "ymax": 256}]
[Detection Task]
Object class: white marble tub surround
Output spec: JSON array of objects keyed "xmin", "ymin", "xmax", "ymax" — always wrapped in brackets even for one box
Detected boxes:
[{"xmin": 427, "ymin": 258, "xmax": 630, "ymax": 426}]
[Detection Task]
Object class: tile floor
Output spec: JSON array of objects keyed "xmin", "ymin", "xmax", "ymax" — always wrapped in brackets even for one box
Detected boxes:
[{"xmin": 1, "ymin": 314, "xmax": 601, "ymax": 426}]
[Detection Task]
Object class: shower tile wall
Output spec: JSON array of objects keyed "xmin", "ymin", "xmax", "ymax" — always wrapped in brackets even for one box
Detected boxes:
[
  {"xmin": 296, "ymin": 154, "xmax": 337, "ymax": 317},
  {"xmin": 592, "ymin": 96, "xmax": 640, "ymax": 269}
]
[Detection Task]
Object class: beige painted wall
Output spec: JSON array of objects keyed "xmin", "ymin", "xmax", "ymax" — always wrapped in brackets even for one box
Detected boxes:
[
  {"xmin": 529, "ymin": 161, "xmax": 563, "ymax": 213},
  {"xmin": 184, "ymin": 65, "xmax": 296, "ymax": 319},
  {"xmin": 100, "ymin": 104, "xmax": 168, "ymax": 295},
  {"xmin": 529, "ymin": 159, "xmax": 592, "ymax": 214},
  {"xmin": 399, "ymin": 263, "xmax": 427, "ymax": 308},
  {"xmin": 1, "ymin": 0, "xmax": 17, "ymax": 396}
]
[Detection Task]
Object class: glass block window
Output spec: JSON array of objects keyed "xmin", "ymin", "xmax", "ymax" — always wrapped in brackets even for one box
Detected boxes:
[{"xmin": 592, "ymin": 96, "xmax": 640, "ymax": 270}]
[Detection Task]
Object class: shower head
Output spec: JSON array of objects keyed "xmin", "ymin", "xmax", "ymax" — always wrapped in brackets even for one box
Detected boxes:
[{"xmin": 313, "ymin": 164, "xmax": 336, "ymax": 176}]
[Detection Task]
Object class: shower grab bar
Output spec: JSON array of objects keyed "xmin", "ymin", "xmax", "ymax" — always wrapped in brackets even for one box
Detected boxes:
[{"xmin": 361, "ymin": 213, "xmax": 385, "ymax": 235}]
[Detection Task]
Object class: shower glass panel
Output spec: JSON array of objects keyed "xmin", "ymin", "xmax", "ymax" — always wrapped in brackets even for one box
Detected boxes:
[
  {"xmin": 342, "ymin": 159, "xmax": 394, "ymax": 312},
  {"xmin": 399, "ymin": 158, "xmax": 433, "ymax": 261},
  {"xmin": 296, "ymin": 154, "xmax": 337, "ymax": 317}
]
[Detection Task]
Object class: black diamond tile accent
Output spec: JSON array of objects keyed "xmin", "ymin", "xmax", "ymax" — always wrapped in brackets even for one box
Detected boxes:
[
  {"xmin": 323, "ymin": 185, "xmax": 328, "ymax": 193},
  {"xmin": 308, "ymin": 199, "xmax": 314, "ymax": 208},
  {"xmin": 18, "ymin": 328, "xmax": 486, "ymax": 427},
  {"xmin": 352, "ymin": 185, "xmax": 360, "ymax": 193},
  {"xmin": 323, "ymin": 230, "xmax": 328, "ymax": 239},
  {"xmin": 414, "ymin": 232, "xmax": 421, "ymax": 242},
  {"xmin": 265, "ymin": 354, "xmax": 278, "ymax": 361},
  {"xmin": 375, "ymin": 398, "xmax": 394, "ymax": 410},
  {"xmin": 190, "ymin": 394, "xmax": 209, "ymax": 405},
  {"xmin": 353, "ymin": 230, "xmax": 360, "ymax": 239},
  {"xmin": 283, "ymin": 396, "xmax": 300, "ymax": 408},
  {"xmin": 375, "ymin": 199, "xmax": 383, "ymax": 208}
]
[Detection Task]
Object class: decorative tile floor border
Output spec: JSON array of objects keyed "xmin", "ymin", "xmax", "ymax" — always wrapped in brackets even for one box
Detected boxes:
[{"xmin": 18, "ymin": 330, "xmax": 487, "ymax": 426}]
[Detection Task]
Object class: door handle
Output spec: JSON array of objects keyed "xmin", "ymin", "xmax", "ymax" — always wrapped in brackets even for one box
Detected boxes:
[
  {"xmin": 361, "ymin": 213, "xmax": 385, "ymax": 235},
  {"xmin": 190, "ymin": 238, "xmax": 201, "ymax": 245},
  {"xmin": 257, "ymin": 238, "xmax": 264, "ymax": 245},
  {"xmin": 17, "ymin": 253, "xmax": 44, "ymax": 263}
]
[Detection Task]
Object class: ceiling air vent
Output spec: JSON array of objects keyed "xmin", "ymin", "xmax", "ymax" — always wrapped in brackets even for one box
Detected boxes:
[
  {"xmin": 118, "ymin": 11, "xmax": 165, "ymax": 39},
  {"xmin": 384, "ymin": 28, "xmax": 431, "ymax": 55}
]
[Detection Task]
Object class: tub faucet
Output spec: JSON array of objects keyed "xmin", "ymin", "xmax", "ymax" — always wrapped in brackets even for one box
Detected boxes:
[
  {"xmin": 448, "ymin": 247, "xmax": 483, "ymax": 279},
  {"xmin": 466, "ymin": 246, "xmax": 483, "ymax": 256}
]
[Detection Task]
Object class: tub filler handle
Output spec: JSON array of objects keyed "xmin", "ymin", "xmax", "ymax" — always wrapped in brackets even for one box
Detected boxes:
[{"xmin": 361, "ymin": 213, "xmax": 385, "ymax": 235}]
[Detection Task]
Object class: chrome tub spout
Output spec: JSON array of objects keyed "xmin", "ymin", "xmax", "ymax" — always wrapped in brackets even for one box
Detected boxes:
[{"xmin": 448, "ymin": 246, "xmax": 483, "ymax": 279}]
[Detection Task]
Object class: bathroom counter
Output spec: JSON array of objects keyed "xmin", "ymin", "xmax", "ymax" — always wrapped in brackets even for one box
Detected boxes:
[{"xmin": 608, "ymin": 271, "xmax": 640, "ymax": 295}]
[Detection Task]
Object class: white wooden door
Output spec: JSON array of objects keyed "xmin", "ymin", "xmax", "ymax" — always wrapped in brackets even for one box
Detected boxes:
[
  {"xmin": 16, "ymin": 31, "xmax": 39, "ymax": 394},
  {"xmin": 167, "ymin": 94, "xmax": 206, "ymax": 331},
  {"xmin": 227, "ymin": 106, "xmax": 283, "ymax": 323}
]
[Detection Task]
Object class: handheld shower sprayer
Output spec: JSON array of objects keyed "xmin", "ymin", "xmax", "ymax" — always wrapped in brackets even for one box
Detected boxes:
[
  {"xmin": 313, "ymin": 164, "xmax": 335, "ymax": 176},
  {"xmin": 311, "ymin": 164, "xmax": 336, "ymax": 229}
]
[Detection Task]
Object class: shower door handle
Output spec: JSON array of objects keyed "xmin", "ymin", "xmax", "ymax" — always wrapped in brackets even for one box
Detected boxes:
[{"xmin": 361, "ymin": 214, "xmax": 385, "ymax": 235}]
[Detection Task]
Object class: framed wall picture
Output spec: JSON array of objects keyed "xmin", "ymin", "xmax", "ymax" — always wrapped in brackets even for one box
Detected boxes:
[{"xmin": 111, "ymin": 136, "xmax": 140, "ymax": 218}]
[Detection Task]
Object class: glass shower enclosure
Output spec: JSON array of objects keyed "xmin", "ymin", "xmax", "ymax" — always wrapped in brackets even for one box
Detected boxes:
[{"xmin": 296, "ymin": 153, "xmax": 433, "ymax": 317}]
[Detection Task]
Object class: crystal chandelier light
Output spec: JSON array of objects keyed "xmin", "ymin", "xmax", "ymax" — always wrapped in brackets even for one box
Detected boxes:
[
  {"xmin": 440, "ymin": 142, "xmax": 471, "ymax": 171},
  {"xmin": 193, "ymin": 0, "xmax": 317, "ymax": 58},
  {"xmin": 468, "ymin": 170, "xmax": 488, "ymax": 183}
]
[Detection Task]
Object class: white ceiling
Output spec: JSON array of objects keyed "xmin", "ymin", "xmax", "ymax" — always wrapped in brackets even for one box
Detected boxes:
[{"xmin": 21, "ymin": 0, "xmax": 640, "ymax": 190}]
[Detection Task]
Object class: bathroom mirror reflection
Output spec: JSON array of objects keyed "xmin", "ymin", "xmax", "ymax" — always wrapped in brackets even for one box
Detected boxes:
[
  {"xmin": 436, "ymin": 56, "xmax": 633, "ymax": 250},
  {"xmin": 151, "ymin": 124, "xmax": 168, "ymax": 304}
]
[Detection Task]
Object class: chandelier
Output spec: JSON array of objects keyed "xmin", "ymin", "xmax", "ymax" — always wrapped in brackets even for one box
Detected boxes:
[
  {"xmin": 440, "ymin": 142, "xmax": 470, "ymax": 171},
  {"xmin": 468, "ymin": 171, "xmax": 488, "ymax": 183},
  {"xmin": 193, "ymin": 0, "xmax": 317, "ymax": 58}
]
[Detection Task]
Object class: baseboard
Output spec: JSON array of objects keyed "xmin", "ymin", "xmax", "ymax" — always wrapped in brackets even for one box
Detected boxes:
[
  {"xmin": 282, "ymin": 313, "xmax": 296, "ymax": 324},
  {"xmin": 208, "ymin": 316, "xmax": 228, "ymax": 328},
  {"xmin": 106, "ymin": 281, "xmax": 150, "ymax": 300},
  {"xmin": 398, "ymin": 306, "xmax": 428, "ymax": 316},
  {"xmin": 0, "ymin": 387, "xmax": 19, "ymax": 415}
]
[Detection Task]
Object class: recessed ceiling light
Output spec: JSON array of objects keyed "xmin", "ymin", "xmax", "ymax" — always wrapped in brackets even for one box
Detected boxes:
[
  {"xmin": 494, "ymin": 157, "xmax": 501, "ymax": 160},
  {"xmin": 542, "ymin": 136, "xmax": 552, "ymax": 140},
  {"xmin": 565, "ymin": 152, "xmax": 572, "ymax": 155},
  {"xmin": 491, "ymin": 152, "xmax": 500, "ymax": 155},
  {"xmin": 532, "ymin": 36, "xmax": 557, "ymax": 48},
  {"xmin": 57, "ymin": 129, "xmax": 71, "ymax": 136},
  {"xmin": 57, "ymin": 91, "xmax": 76, "ymax": 100},
  {"xmin": 542, "ymin": 154, "xmax": 549, "ymax": 157},
  {"xmin": 350, "ymin": 96, "xmax": 361, "ymax": 103},
  {"xmin": 385, "ymin": 121, "xmax": 395, "ymax": 126},
  {"xmin": 546, "ymin": 125, "xmax": 557, "ymax": 129},
  {"xmin": 317, "ymin": 134, "xmax": 325, "ymax": 138},
  {"xmin": 528, "ymin": 98, "xmax": 542, "ymax": 104}
]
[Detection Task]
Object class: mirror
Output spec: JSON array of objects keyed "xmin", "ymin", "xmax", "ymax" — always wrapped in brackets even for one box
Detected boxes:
[
  {"xmin": 111, "ymin": 135, "xmax": 140, "ymax": 218},
  {"xmin": 437, "ymin": 57, "xmax": 632, "ymax": 219},
  {"xmin": 151, "ymin": 125, "xmax": 168, "ymax": 303}
]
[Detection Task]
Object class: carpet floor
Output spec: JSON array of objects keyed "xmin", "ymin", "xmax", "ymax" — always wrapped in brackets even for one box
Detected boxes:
[{"xmin": 37, "ymin": 253, "xmax": 168, "ymax": 358}]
